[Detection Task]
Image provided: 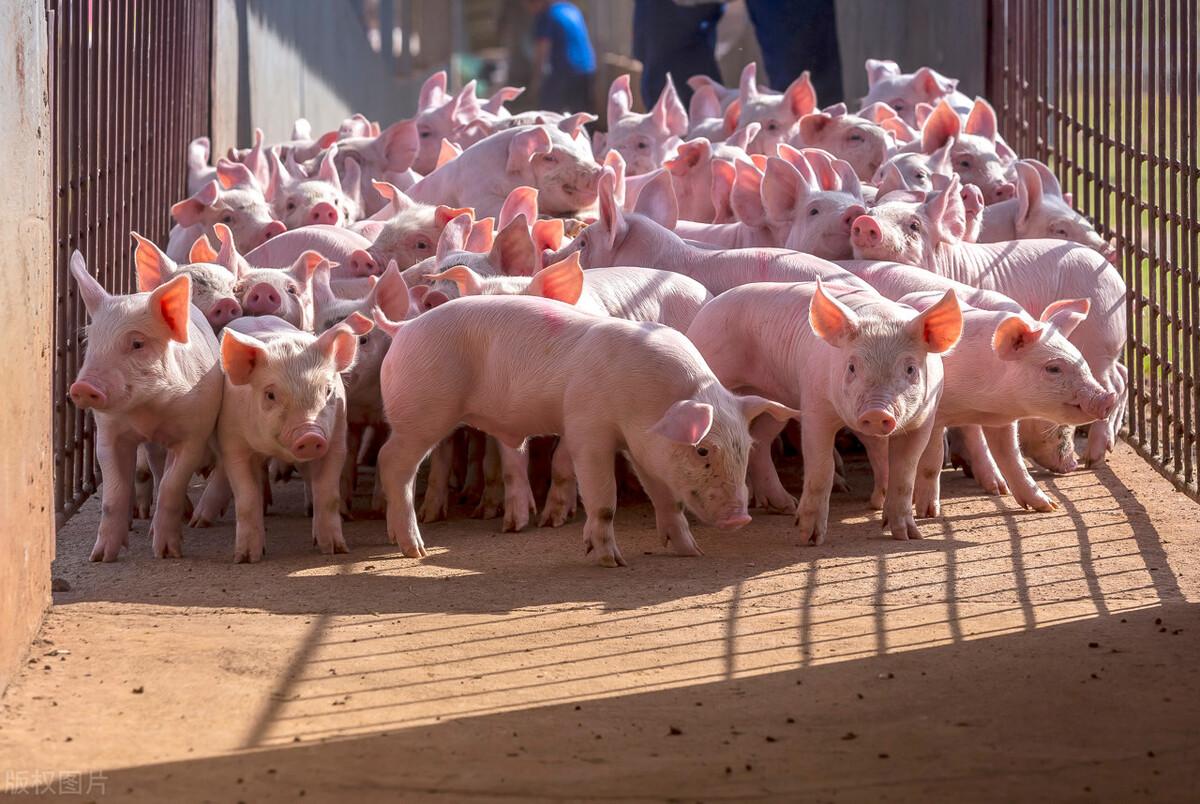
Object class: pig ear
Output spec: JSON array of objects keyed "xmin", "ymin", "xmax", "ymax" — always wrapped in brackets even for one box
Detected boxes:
[
  {"xmin": 650, "ymin": 399, "xmax": 714, "ymax": 446},
  {"xmin": 651, "ymin": 75, "xmax": 689, "ymax": 137},
  {"xmin": 213, "ymin": 223, "xmax": 242, "ymax": 276},
  {"xmin": 216, "ymin": 160, "xmax": 256, "ymax": 190},
  {"xmin": 500, "ymin": 186, "xmax": 539, "ymax": 231},
  {"xmin": 709, "ymin": 159, "xmax": 736, "ymax": 223},
  {"xmin": 832, "ymin": 157, "xmax": 862, "ymax": 200},
  {"xmin": 291, "ymin": 118, "xmax": 312, "ymax": 140},
  {"xmin": 131, "ymin": 232, "xmax": 177, "ymax": 292},
  {"xmin": 761, "ymin": 157, "xmax": 805, "ymax": 223},
  {"xmin": 809, "ymin": 280, "xmax": 861, "ymax": 347},
  {"xmin": 1014, "ymin": 161, "xmax": 1044, "ymax": 225},
  {"xmin": 340, "ymin": 158, "xmax": 363, "ymax": 209},
  {"xmin": 506, "ymin": 127, "xmax": 553, "ymax": 173},
  {"xmin": 266, "ymin": 151, "xmax": 289, "ymax": 202},
  {"xmin": 532, "ymin": 217, "xmax": 564, "ymax": 254},
  {"xmin": 435, "ymin": 213, "xmax": 472, "ymax": 263},
  {"xmin": 798, "ymin": 112, "xmax": 832, "ymax": 143},
  {"xmin": 784, "ymin": 72, "xmax": 818, "ymax": 118},
  {"xmin": 436, "ymin": 139, "xmax": 462, "ymax": 170},
  {"xmin": 290, "ymin": 251, "xmax": 327, "ymax": 286},
  {"xmin": 313, "ymin": 320, "xmax": 361, "ymax": 373},
  {"xmin": 425, "ymin": 264, "xmax": 484, "ymax": 296},
  {"xmin": 69, "ymin": 250, "xmax": 109, "ymax": 314},
  {"xmin": 914, "ymin": 66, "xmax": 956, "ymax": 98},
  {"xmin": 419, "ymin": 70, "xmax": 449, "ymax": 111},
  {"xmin": 874, "ymin": 162, "xmax": 908, "ymax": 197},
  {"xmin": 435, "ymin": 205, "xmax": 475, "ymax": 228},
  {"xmin": 376, "ymin": 119, "xmax": 420, "ymax": 172},
  {"xmin": 1062, "ymin": 191, "xmax": 1074, "ymax": 207},
  {"xmin": 631, "ymin": 170, "xmax": 679, "ymax": 230},
  {"xmin": 1039, "ymin": 298, "xmax": 1091, "ymax": 337},
  {"xmin": 607, "ymin": 74, "xmax": 633, "ymax": 124},
  {"xmin": 484, "ymin": 85, "xmax": 524, "ymax": 114},
  {"xmin": 865, "ymin": 58, "xmax": 901, "ymax": 88},
  {"xmin": 466, "ymin": 217, "xmax": 496, "ymax": 253},
  {"xmin": 730, "ymin": 160, "xmax": 766, "ymax": 228},
  {"xmin": 738, "ymin": 62, "xmax": 759, "ymax": 103},
  {"xmin": 311, "ymin": 257, "xmax": 336, "ymax": 311},
  {"xmin": 221, "ymin": 329, "xmax": 268, "ymax": 385},
  {"xmin": 489, "ymin": 217, "xmax": 539, "ymax": 277},
  {"xmin": 368, "ymin": 262, "xmax": 412, "ymax": 323},
  {"xmin": 602, "ymin": 149, "xmax": 626, "ymax": 206},
  {"xmin": 665, "ymin": 138, "xmax": 711, "ymax": 176},
  {"xmin": 928, "ymin": 136, "xmax": 955, "ymax": 174},
  {"xmin": 725, "ymin": 122, "xmax": 757, "ymax": 152},
  {"xmin": 526, "ymin": 252, "xmax": 584, "ymax": 305},
  {"xmin": 1027, "ymin": 159, "xmax": 1064, "ymax": 198},
  {"xmin": 723, "ymin": 100, "xmax": 743, "ymax": 138},
  {"xmin": 188, "ymin": 233, "xmax": 219, "ymax": 264},
  {"xmin": 689, "ymin": 84, "xmax": 722, "ymax": 122},
  {"xmin": 908, "ymin": 288, "xmax": 963, "ymax": 353},
  {"xmin": 592, "ymin": 130, "xmax": 607, "ymax": 159},
  {"xmin": 147, "ymin": 274, "xmax": 193, "ymax": 344},
  {"xmin": 317, "ymin": 147, "xmax": 341, "ymax": 186},
  {"xmin": 921, "ymin": 100, "xmax": 961, "ymax": 153},
  {"xmin": 991, "ymin": 315, "xmax": 1045, "ymax": 361},
  {"xmin": 598, "ymin": 169, "xmax": 628, "ymax": 249},
  {"xmin": 737, "ymin": 394, "xmax": 801, "ymax": 425},
  {"xmin": 171, "ymin": 181, "xmax": 219, "ymax": 226},
  {"xmin": 964, "ymin": 97, "xmax": 998, "ymax": 142},
  {"xmin": 924, "ymin": 174, "xmax": 967, "ymax": 243},
  {"xmin": 557, "ymin": 112, "xmax": 597, "ymax": 140}
]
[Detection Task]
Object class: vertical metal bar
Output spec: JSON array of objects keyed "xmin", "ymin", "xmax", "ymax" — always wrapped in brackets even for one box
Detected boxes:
[{"xmin": 1188, "ymin": 0, "xmax": 1199, "ymax": 486}]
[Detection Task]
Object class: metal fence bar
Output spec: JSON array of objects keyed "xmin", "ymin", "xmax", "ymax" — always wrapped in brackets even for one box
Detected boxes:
[
  {"xmin": 991, "ymin": 0, "xmax": 1200, "ymax": 497},
  {"xmin": 49, "ymin": 0, "xmax": 212, "ymax": 527}
]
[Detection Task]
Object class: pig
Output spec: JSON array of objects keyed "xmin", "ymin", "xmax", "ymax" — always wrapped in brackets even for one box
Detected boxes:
[
  {"xmin": 241, "ymin": 225, "xmax": 369, "ymax": 274},
  {"xmin": 918, "ymin": 99, "xmax": 1016, "ymax": 204},
  {"xmin": 886, "ymin": 291, "xmax": 1116, "ymax": 516},
  {"xmin": 321, "ymin": 119, "xmax": 422, "ymax": 213},
  {"xmin": 849, "ymin": 174, "xmax": 1128, "ymax": 465},
  {"xmin": 216, "ymin": 312, "xmax": 371, "ymax": 561},
  {"xmin": 556, "ymin": 168, "xmax": 872, "ymax": 297},
  {"xmin": 685, "ymin": 83, "xmax": 741, "ymax": 142},
  {"xmin": 232, "ymin": 250, "xmax": 325, "ymax": 330},
  {"xmin": 413, "ymin": 72, "xmax": 481, "ymax": 174},
  {"xmin": 67, "ymin": 251, "xmax": 223, "ymax": 561},
  {"xmin": 860, "ymin": 59, "xmax": 973, "ymax": 128},
  {"xmin": 672, "ymin": 161, "xmax": 779, "ymax": 249},
  {"xmin": 403, "ymin": 212, "xmax": 541, "ymax": 290},
  {"xmin": 372, "ymin": 291, "xmax": 797, "ymax": 566},
  {"xmin": 757, "ymin": 147, "xmax": 868, "ymax": 260},
  {"xmin": 978, "ymin": 160, "xmax": 1117, "ymax": 261},
  {"xmin": 406, "ymin": 121, "xmax": 602, "ymax": 219},
  {"xmin": 187, "ymin": 136, "xmax": 216, "ymax": 196},
  {"xmin": 661, "ymin": 130, "xmax": 760, "ymax": 222},
  {"xmin": 597, "ymin": 73, "xmax": 687, "ymax": 176},
  {"xmin": 267, "ymin": 146, "xmax": 362, "ymax": 229},
  {"xmin": 870, "ymin": 138, "xmax": 955, "ymax": 195},
  {"xmin": 131, "ymin": 232, "xmax": 242, "ymax": 331},
  {"xmin": 166, "ymin": 170, "xmax": 285, "ymax": 263},
  {"xmin": 736, "ymin": 62, "xmax": 817, "ymax": 155},
  {"xmin": 788, "ymin": 106, "xmax": 889, "ymax": 181},
  {"xmin": 687, "ymin": 73, "xmax": 747, "ymax": 112},
  {"xmin": 687, "ymin": 280, "xmax": 963, "ymax": 543},
  {"xmin": 347, "ymin": 191, "xmax": 475, "ymax": 276}
]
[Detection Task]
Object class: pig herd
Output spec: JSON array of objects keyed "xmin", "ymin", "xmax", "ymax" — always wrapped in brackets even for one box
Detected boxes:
[{"xmin": 67, "ymin": 61, "xmax": 1125, "ymax": 568}]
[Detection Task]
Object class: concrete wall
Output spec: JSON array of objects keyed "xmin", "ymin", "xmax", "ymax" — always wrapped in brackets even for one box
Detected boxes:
[{"xmin": 0, "ymin": 3, "xmax": 55, "ymax": 695}]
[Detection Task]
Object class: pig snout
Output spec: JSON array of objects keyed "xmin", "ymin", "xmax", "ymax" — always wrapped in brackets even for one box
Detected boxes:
[
  {"xmin": 207, "ymin": 298, "xmax": 242, "ymax": 328},
  {"xmin": 243, "ymin": 282, "xmax": 282, "ymax": 315},
  {"xmin": 288, "ymin": 424, "xmax": 329, "ymax": 461},
  {"xmin": 69, "ymin": 379, "xmax": 108, "ymax": 410},
  {"xmin": 858, "ymin": 407, "xmax": 897, "ymax": 436},
  {"xmin": 309, "ymin": 201, "xmax": 340, "ymax": 226},
  {"xmin": 991, "ymin": 182, "xmax": 1017, "ymax": 203},
  {"xmin": 715, "ymin": 509, "xmax": 753, "ymax": 530},
  {"xmin": 262, "ymin": 220, "xmax": 287, "ymax": 240},
  {"xmin": 841, "ymin": 204, "xmax": 868, "ymax": 232},
  {"xmin": 1081, "ymin": 389, "xmax": 1118, "ymax": 421},
  {"xmin": 851, "ymin": 215, "xmax": 882, "ymax": 249}
]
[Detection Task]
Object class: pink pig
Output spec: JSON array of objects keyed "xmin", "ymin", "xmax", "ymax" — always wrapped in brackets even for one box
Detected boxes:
[
  {"xmin": 860, "ymin": 59, "xmax": 973, "ymax": 127},
  {"xmin": 596, "ymin": 74, "xmax": 688, "ymax": 176},
  {"xmin": 67, "ymin": 252, "xmax": 223, "ymax": 561},
  {"xmin": 687, "ymin": 280, "xmax": 963, "ymax": 543},
  {"xmin": 372, "ymin": 291, "xmax": 797, "ymax": 566},
  {"xmin": 267, "ymin": 146, "xmax": 362, "ymax": 229},
  {"xmin": 736, "ymin": 63, "xmax": 818, "ymax": 156},
  {"xmin": 757, "ymin": 147, "xmax": 868, "ymax": 260},
  {"xmin": 167, "ymin": 169, "xmax": 285, "ymax": 263},
  {"xmin": 918, "ymin": 99, "xmax": 1016, "ymax": 204},
  {"xmin": 788, "ymin": 105, "xmax": 889, "ymax": 181},
  {"xmin": 131, "ymin": 232, "xmax": 242, "ymax": 331},
  {"xmin": 232, "ymin": 250, "xmax": 325, "ymax": 330}
]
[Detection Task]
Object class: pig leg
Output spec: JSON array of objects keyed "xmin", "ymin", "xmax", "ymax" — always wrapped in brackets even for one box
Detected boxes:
[
  {"xmin": 226, "ymin": 451, "xmax": 267, "ymax": 563},
  {"xmin": 450, "ymin": 428, "xmax": 469, "ymax": 490},
  {"xmin": 377, "ymin": 432, "xmax": 434, "ymax": 558},
  {"xmin": 92, "ymin": 426, "xmax": 138, "ymax": 562},
  {"xmin": 540, "ymin": 441, "xmax": 579, "ymax": 527},
  {"xmin": 957, "ymin": 426, "xmax": 1008, "ymax": 495},
  {"xmin": 500, "ymin": 443, "xmax": 537, "ymax": 533},
  {"xmin": 341, "ymin": 424, "xmax": 364, "ymax": 515},
  {"xmin": 859, "ymin": 435, "xmax": 889, "ymax": 510},
  {"xmin": 635, "ymin": 467, "xmax": 703, "ymax": 557},
  {"xmin": 881, "ymin": 420, "xmax": 936, "ymax": 541},
  {"xmin": 984, "ymin": 424, "xmax": 1057, "ymax": 513},
  {"xmin": 148, "ymin": 440, "xmax": 206, "ymax": 558},
  {"xmin": 912, "ymin": 425, "xmax": 947, "ymax": 518},
  {"xmin": 309, "ymin": 448, "xmax": 350, "ymax": 555},
  {"xmin": 794, "ymin": 414, "xmax": 840, "ymax": 546},
  {"xmin": 133, "ymin": 444, "xmax": 154, "ymax": 519},
  {"xmin": 191, "ymin": 464, "xmax": 232, "ymax": 527},
  {"xmin": 418, "ymin": 438, "xmax": 454, "ymax": 523},
  {"xmin": 1085, "ymin": 364, "xmax": 1123, "ymax": 465},
  {"xmin": 573, "ymin": 442, "xmax": 625, "ymax": 568},
  {"xmin": 461, "ymin": 429, "xmax": 487, "ymax": 502},
  {"xmin": 474, "ymin": 437, "xmax": 505, "ymax": 519},
  {"xmin": 747, "ymin": 416, "xmax": 795, "ymax": 514}
]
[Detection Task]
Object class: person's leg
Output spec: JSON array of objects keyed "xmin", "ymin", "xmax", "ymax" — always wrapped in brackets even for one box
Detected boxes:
[
  {"xmin": 746, "ymin": 0, "xmax": 843, "ymax": 104},
  {"xmin": 633, "ymin": 0, "xmax": 724, "ymax": 109}
]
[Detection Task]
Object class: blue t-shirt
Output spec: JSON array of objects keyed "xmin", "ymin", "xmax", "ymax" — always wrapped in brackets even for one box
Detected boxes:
[{"xmin": 534, "ymin": 2, "xmax": 596, "ymax": 76}]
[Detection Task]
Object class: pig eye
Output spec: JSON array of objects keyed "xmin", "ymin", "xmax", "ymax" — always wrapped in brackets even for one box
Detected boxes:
[
  {"xmin": 418, "ymin": 129, "xmax": 431, "ymax": 139},
  {"xmin": 286, "ymin": 201, "xmax": 296, "ymax": 211},
  {"xmin": 847, "ymin": 362, "xmax": 856, "ymax": 374},
  {"xmin": 766, "ymin": 121, "xmax": 779, "ymax": 131},
  {"xmin": 909, "ymin": 221, "xmax": 921, "ymax": 232},
  {"xmin": 1045, "ymin": 364, "xmax": 1062, "ymax": 375},
  {"xmin": 808, "ymin": 207, "xmax": 819, "ymax": 217},
  {"xmin": 696, "ymin": 446, "xmax": 709, "ymax": 457},
  {"xmin": 222, "ymin": 214, "xmax": 233, "ymax": 224},
  {"xmin": 131, "ymin": 338, "xmax": 144, "ymax": 351},
  {"xmin": 326, "ymin": 383, "xmax": 334, "ymax": 398},
  {"xmin": 265, "ymin": 390, "xmax": 276, "ymax": 402},
  {"xmin": 359, "ymin": 335, "xmax": 369, "ymax": 345},
  {"xmin": 415, "ymin": 238, "xmax": 430, "ymax": 251},
  {"xmin": 914, "ymin": 171, "xmax": 927, "ymax": 181},
  {"xmin": 848, "ymin": 133, "xmax": 864, "ymax": 142},
  {"xmin": 958, "ymin": 159, "xmax": 971, "ymax": 169},
  {"xmin": 906, "ymin": 365, "xmax": 916, "ymax": 376},
  {"xmin": 286, "ymin": 284, "xmax": 298, "ymax": 295}
]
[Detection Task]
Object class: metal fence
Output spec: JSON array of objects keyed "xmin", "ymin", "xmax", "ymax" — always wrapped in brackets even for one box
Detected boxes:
[
  {"xmin": 48, "ymin": 0, "xmax": 212, "ymax": 525},
  {"xmin": 988, "ymin": 0, "xmax": 1200, "ymax": 494}
]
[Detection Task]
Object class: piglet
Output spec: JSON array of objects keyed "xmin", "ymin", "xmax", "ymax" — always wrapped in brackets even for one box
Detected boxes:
[
  {"xmin": 131, "ymin": 232, "xmax": 242, "ymax": 331},
  {"xmin": 233, "ymin": 250, "xmax": 324, "ymax": 330},
  {"xmin": 598, "ymin": 74, "xmax": 687, "ymax": 176},
  {"xmin": 267, "ymin": 146, "xmax": 362, "ymax": 229},
  {"xmin": 67, "ymin": 251, "xmax": 223, "ymax": 561},
  {"xmin": 167, "ymin": 169, "xmax": 284, "ymax": 263}
]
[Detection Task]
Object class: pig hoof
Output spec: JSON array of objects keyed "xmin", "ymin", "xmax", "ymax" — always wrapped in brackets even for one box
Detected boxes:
[
  {"xmin": 418, "ymin": 498, "xmax": 448, "ymax": 523},
  {"xmin": 754, "ymin": 495, "xmax": 797, "ymax": 515},
  {"xmin": 868, "ymin": 489, "xmax": 885, "ymax": 510},
  {"xmin": 91, "ymin": 538, "xmax": 123, "ymax": 562},
  {"xmin": 473, "ymin": 500, "xmax": 503, "ymax": 520}
]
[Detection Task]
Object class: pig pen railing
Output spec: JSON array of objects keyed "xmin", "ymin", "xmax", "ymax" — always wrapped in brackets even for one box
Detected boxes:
[
  {"xmin": 48, "ymin": 0, "xmax": 212, "ymax": 526},
  {"xmin": 988, "ymin": 0, "xmax": 1200, "ymax": 495}
]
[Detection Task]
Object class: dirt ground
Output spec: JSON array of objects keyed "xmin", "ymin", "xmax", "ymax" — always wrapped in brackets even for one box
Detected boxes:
[{"xmin": 1, "ymin": 441, "xmax": 1199, "ymax": 802}]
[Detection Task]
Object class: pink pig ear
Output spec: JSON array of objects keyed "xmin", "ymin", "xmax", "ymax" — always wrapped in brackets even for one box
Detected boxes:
[
  {"xmin": 418, "ymin": 70, "xmax": 449, "ymax": 111},
  {"xmin": 131, "ymin": 232, "xmax": 176, "ymax": 291},
  {"xmin": 489, "ymin": 217, "xmax": 539, "ymax": 277},
  {"xmin": 607, "ymin": 73, "xmax": 634, "ymax": 125},
  {"xmin": 738, "ymin": 62, "xmax": 760, "ymax": 104},
  {"xmin": 466, "ymin": 217, "xmax": 496, "ymax": 253},
  {"xmin": 632, "ymin": 169, "xmax": 679, "ymax": 230},
  {"xmin": 907, "ymin": 288, "xmax": 963, "ymax": 353},
  {"xmin": 784, "ymin": 71, "xmax": 818, "ymax": 118},
  {"xmin": 148, "ymin": 273, "xmax": 192, "ymax": 344},
  {"xmin": 213, "ymin": 223, "xmax": 242, "ymax": 276},
  {"xmin": 963, "ymin": 97, "xmax": 998, "ymax": 142},
  {"xmin": 598, "ymin": 168, "xmax": 628, "ymax": 249},
  {"xmin": 651, "ymin": 74, "xmax": 689, "ymax": 137},
  {"xmin": 1025, "ymin": 159, "xmax": 1064, "ymax": 199},
  {"xmin": 317, "ymin": 146, "xmax": 341, "ymax": 185},
  {"xmin": 723, "ymin": 99, "xmax": 743, "ymax": 138},
  {"xmin": 171, "ymin": 180, "xmax": 220, "ymax": 226},
  {"xmin": 761, "ymin": 157, "xmax": 801, "ymax": 223},
  {"xmin": 313, "ymin": 319, "xmax": 362, "ymax": 373},
  {"xmin": 532, "ymin": 217, "xmax": 564, "ymax": 254},
  {"xmin": 216, "ymin": 160, "xmax": 256, "ymax": 190},
  {"xmin": 506, "ymin": 126, "xmax": 553, "ymax": 173},
  {"xmin": 809, "ymin": 280, "xmax": 861, "ymax": 347},
  {"xmin": 921, "ymin": 100, "xmax": 961, "ymax": 154},
  {"xmin": 914, "ymin": 66, "xmax": 957, "ymax": 99},
  {"xmin": 69, "ymin": 250, "xmax": 110, "ymax": 314},
  {"xmin": 483, "ymin": 85, "xmax": 524, "ymax": 114},
  {"xmin": 991, "ymin": 314, "xmax": 1045, "ymax": 361},
  {"xmin": 424, "ymin": 264, "xmax": 484, "ymax": 296},
  {"xmin": 368, "ymin": 261, "xmax": 412, "ymax": 323},
  {"xmin": 689, "ymin": 84, "xmax": 722, "ymax": 122},
  {"xmin": 730, "ymin": 160, "xmax": 766, "ymax": 228},
  {"xmin": 188, "ymin": 233, "xmax": 219, "ymax": 264},
  {"xmin": 221, "ymin": 329, "xmax": 268, "ymax": 385},
  {"xmin": 1039, "ymin": 298, "xmax": 1091, "ymax": 337},
  {"xmin": 526, "ymin": 252, "xmax": 584, "ymax": 305},
  {"xmin": 709, "ymin": 159, "xmax": 736, "ymax": 223},
  {"xmin": 873, "ymin": 162, "xmax": 908, "ymax": 198},
  {"xmin": 500, "ymin": 186, "xmax": 539, "ymax": 231},
  {"xmin": 923, "ymin": 174, "xmax": 967, "ymax": 244},
  {"xmin": 865, "ymin": 58, "xmax": 901, "ymax": 88},
  {"xmin": 737, "ymin": 394, "xmax": 800, "ymax": 425},
  {"xmin": 376, "ymin": 119, "xmax": 420, "ymax": 172},
  {"xmin": 665, "ymin": 138, "xmax": 711, "ymax": 176},
  {"xmin": 290, "ymin": 250, "xmax": 328, "ymax": 286},
  {"xmin": 435, "ymin": 139, "xmax": 462, "ymax": 170},
  {"xmin": 798, "ymin": 112, "xmax": 832, "ymax": 143},
  {"xmin": 557, "ymin": 112, "xmax": 597, "ymax": 140},
  {"xmin": 651, "ymin": 399, "xmax": 714, "ymax": 446},
  {"xmin": 1014, "ymin": 161, "xmax": 1045, "ymax": 226},
  {"xmin": 436, "ymin": 213, "xmax": 474, "ymax": 264}
]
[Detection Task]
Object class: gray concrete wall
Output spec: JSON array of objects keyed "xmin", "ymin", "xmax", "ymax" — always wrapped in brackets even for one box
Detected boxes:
[{"xmin": 0, "ymin": 3, "xmax": 55, "ymax": 695}]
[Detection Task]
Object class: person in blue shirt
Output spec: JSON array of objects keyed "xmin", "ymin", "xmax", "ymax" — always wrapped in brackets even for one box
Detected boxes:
[{"xmin": 526, "ymin": 0, "xmax": 597, "ymax": 112}]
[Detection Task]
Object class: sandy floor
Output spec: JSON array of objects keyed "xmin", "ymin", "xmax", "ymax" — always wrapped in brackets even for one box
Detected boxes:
[{"xmin": 1, "ymin": 441, "xmax": 1199, "ymax": 802}]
